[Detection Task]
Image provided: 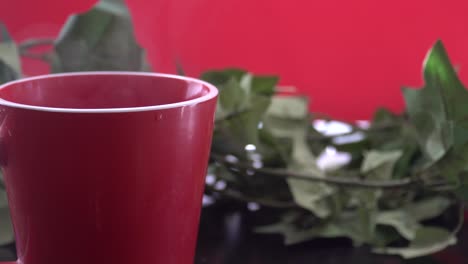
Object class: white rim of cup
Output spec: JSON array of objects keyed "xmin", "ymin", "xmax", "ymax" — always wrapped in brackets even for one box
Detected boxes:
[{"xmin": 0, "ymin": 71, "xmax": 219, "ymax": 113}]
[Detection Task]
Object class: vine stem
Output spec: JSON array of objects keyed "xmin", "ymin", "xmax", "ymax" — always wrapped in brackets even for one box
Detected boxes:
[{"xmin": 211, "ymin": 154, "xmax": 417, "ymax": 189}]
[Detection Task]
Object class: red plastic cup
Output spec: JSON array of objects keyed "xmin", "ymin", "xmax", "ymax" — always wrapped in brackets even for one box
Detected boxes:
[{"xmin": 0, "ymin": 72, "xmax": 218, "ymax": 264}]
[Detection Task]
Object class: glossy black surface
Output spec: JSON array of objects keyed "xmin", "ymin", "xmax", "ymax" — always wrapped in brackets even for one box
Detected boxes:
[{"xmin": 0, "ymin": 204, "xmax": 466, "ymax": 264}]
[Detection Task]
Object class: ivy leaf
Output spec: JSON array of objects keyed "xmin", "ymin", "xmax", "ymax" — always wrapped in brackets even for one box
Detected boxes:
[
  {"xmin": 0, "ymin": 22, "xmax": 20, "ymax": 81},
  {"xmin": 360, "ymin": 150, "xmax": 403, "ymax": 180},
  {"xmin": 265, "ymin": 96, "xmax": 334, "ymax": 218},
  {"xmin": 393, "ymin": 139, "xmax": 420, "ymax": 179},
  {"xmin": 212, "ymin": 164, "xmax": 238, "ymax": 183},
  {"xmin": 209, "ymin": 70, "xmax": 278, "ymax": 160},
  {"xmin": 425, "ymin": 142, "xmax": 468, "ymax": 188},
  {"xmin": 454, "ymin": 172, "xmax": 468, "ymax": 200},
  {"xmin": 372, "ymin": 108, "xmax": 400, "ymax": 124},
  {"xmin": 94, "ymin": 0, "xmax": 129, "ymax": 17},
  {"xmin": 53, "ymin": 0, "xmax": 150, "ymax": 72},
  {"xmin": 203, "ymin": 70, "xmax": 276, "ymax": 125},
  {"xmin": 175, "ymin": 59, "xmax": 185, "ymax": 76},
  {"xmin": 0, "ymin": 32, "xmax": 13, "ymax": 242},
  {"xmin": 0, "ymin": 60, "xmax": 17, "ymax": 84},
  {"xmin": 201, "ymin": 68, "xmax": 247, "ymax": 86},
  {"xmin": 373, "ymin": 225, "xmax": 404, "ymax": 247},
  {"xmin": 403, "ymin": 40, "xmax": 468, "ymax": 164},
  {"xmin": 251, "ymin": 76, "xmax": 278, "ymax": 96},
  {"xmin": 354, "ymin": 189, "xmax": 381, "ymax": 242},
  {"xmin": 376, "ymin": 196, "xmax": 452, "ymax": 240},
  {"xmin": 218, "ymin": 78, "xmax": 247, "ymax": 113},
  {"xmin": 256, "ymin": 210, "xmax": 372, "ymax": 246},
  {"xmin": 373, "ymin": 226, "xmax": 456, "ymax": 259},
  {"xmin": 266, "ymin": 96, "xmax": 309, "ymax": 121},
  {"xmin": 225, "ymin": 95, "xmax": 271, "ymax": 147},
  {"xmin": 286, "ymin": 179, "xmax": 334, "ymax": 218},
  {"xmin": 212, "ymin": 96, "xmax": 270, "ymax": 159}
]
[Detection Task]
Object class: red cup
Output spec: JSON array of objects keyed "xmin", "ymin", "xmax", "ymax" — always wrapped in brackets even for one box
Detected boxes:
[{"xmin": 0, "ymin": 72, "xmax": 218, "ymax": 264}]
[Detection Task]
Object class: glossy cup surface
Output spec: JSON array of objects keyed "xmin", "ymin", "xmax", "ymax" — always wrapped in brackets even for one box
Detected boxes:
[{"xmin": 0, "ymin": 72, "xmax": 218, "ymax": 264}]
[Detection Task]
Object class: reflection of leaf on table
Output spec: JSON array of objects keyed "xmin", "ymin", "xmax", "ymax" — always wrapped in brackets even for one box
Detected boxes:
[{"xmin": 0, "ymin": 188, "xmax": 13, "ymax": 246}]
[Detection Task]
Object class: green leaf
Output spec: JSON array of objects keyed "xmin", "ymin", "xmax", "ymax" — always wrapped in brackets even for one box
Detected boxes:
[
  {"xmin": 355, "ymin": 189, "xmax": 380, "ymax": 242},
  {"xmin": 256, "ymin": 211, "xmax": 371, "ymax": 246},
  {"xmin": 0, "ymin": 59, "xmax": 18, "ymax": 84},
  {"xmin": 376, "ymin": 196, "xmax": 452, "ymax": 240},
  {"xmin": 428, "ymin": 142, "xmax": 468, "ymax": 186},
  {"xmin": 392, "ymin": 139, "xmax": 420, "ymax": 179},
  {"xmin": 265, "ymin": 96, "xmax": 334, "ymax": 218},
  {"xmin": 454, "ymin": 172, "xmax": 468, "ymax": 200},
  {"xmin": 403, "ymin": 40, "xmax": 468, "ymax": 164},
  {"xmin": 211, "ymin": 163, "xmax": 238, "ymax": 183},
  {"xmin": 372, "ymin": 108, "xmax": 400, "ymax": 124},
  {"xmin": 258, "ymin": 128, "xmax": 293, "ymax": 165},
  {"xmin": 251, "ymin": 76, "xmax": 279, "ymax": 96},
  {"xmin": 0, "ymin": 23, "xmax": 21, "ymax": 77},
  {"xmin": 175, "ymin": 59, "xmax": 185, "ymax": 76},
  {"xmin": 210, "ymin": 70, "xmax": 281, "ymax": 160},
  {"xmin": 225, "ymin": 95, "xmax": 271, "ymax": 147},
  {"xmin": 201, "ymin": 69, "xmax": 247, "ymax": 86},
  {"xmin": 286, "ymin": 179, "xmax": 333, "ymax": 218},
  {"xmin": 95, "ymin": 0, "xmax": 129, "ymax": 17},
  {"xmin": 203, "ymin": 69, "xmax": 251, "ymax": 122},
  {"xmin": 266, "ymin": 96, "xmax": 309, "ymax": 120},
  {"xmin": 0, "ymin": 22, "xmax": 13, "ymax": 42},
  {"xmin": 360, "ymin": 150, "xmax": 403, "ymax": 180},
  {"xmin": 53, "ymin": 0, "xmax": 149, "ymax": 72},
  {"xmin": 373, "ymin": 225, "xmax": 403, "ymax": 247},
  {"xmin": 218, "ymin": 78, "xmax": 247, "ymax": 113},
  {"xmin": 373, "ymin": 226, "xmax": 456, "ymax": 259}
]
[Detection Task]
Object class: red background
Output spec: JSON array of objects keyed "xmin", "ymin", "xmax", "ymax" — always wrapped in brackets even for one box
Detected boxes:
[{"xmin": 1, "ymin": 0, "xmax": 468, "ymax": 120}]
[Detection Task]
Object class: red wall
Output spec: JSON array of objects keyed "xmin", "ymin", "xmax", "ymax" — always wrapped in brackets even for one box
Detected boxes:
[{"xmin": 2, "ymin": 0, "xmax": 468, "ymax": 120}]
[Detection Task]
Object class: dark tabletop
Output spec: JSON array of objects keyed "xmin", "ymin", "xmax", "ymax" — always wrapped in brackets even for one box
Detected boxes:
[{"xmin": 0, "ymin": 204, "xmax": 466, "ymax": 264}]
